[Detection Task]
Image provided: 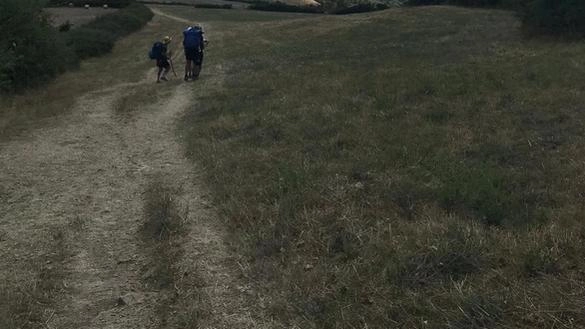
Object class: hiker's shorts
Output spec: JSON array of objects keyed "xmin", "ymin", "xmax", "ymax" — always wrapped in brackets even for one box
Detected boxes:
[
  {"xmin": 184, "ymin": 48, "xmax": 203, "ymax": 65},
  {"xmin": 156, "ymin": 58, "xmax": 170, "ymax": 69}
]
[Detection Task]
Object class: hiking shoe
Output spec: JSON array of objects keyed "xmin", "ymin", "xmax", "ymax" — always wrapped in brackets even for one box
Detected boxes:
[
  {"xmin": 184, "ymin": 75, "xmax": 189, "ymax": 82},
  {"xmin": 161, "ymin": 76, "xmax": 169, "ymax": 82}
]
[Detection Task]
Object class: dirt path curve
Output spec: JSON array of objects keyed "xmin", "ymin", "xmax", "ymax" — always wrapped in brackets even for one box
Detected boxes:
[
  {"xmin": 151, "ymin": 8, "xmax": 193, "ymax": 25},
  {"xmin": 0, "ymin": 12, "xmax": 276, "ymax": 329}
]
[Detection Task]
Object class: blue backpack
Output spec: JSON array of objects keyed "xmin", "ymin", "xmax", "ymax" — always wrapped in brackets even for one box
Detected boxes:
[
  {"xmin": 149, "ymin": 42, "xmax": 164, "ymax": 60},
  {"xmin": 183, "ymin": 27, "xmax": 203, "ymax": 49}
]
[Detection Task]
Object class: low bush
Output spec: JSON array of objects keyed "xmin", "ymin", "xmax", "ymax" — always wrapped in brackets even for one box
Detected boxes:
[
  {"xmin": 66, "ymin": 28, "xmax": 117, "ymax": 59},
  {"xmin": 519, "ymin": 0, "xmax": 585, "ymax": 36},
  {"xmin": 406, "ymin": 0, "xmax": 526, "ymax": 8},
  {"xmin": 195, "ymin": 3, "xmax": 233, "ymax": 9},
  {"xmin": 137, "ymin": 1, "xmax": 233, "ymax": 8},
  {"xmin": 248, "ymin": 1, "xmax": 324, "ymax": 13},
  {"xmin": 84, "ymin": 10, "xmax": 144, "ymax": 37},
  {"xmin": 333, "ymin": 2, "xmax": 389, "ymax": 14},
  {"xmin": 1, "ymin": 1, "xmax": 152, "ymax": 93},
  {"xmin": 66, "ymin": 3, "xmax": 153, "ymax": 59},
  {"xmin": 0, "ymin": 0, "xmax": 78, "ymax": 93},
  {"xmin": 448, "ymin": 0, "xmax": 500, "ymax": 6},
  {"xmin": 58, "ymin": 20, "xmax": 73, "ymax": 32},
  {"xmin": 406, "ymin": 0, "xmax": 445, "ymax": 5},
  {"xmin": 47, "ymin": 0, "xmax": 133, "ymax": 8},
  {"xmin": 430, "ymin": 156, "xmax": 531, "ymax": 226}
]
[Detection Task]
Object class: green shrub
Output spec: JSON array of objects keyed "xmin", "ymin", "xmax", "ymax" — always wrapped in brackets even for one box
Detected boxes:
[
  {"xmin": 1, "ymin": 1, "xmax": 152, "ymax": 93},
  {"xmin": 66, "ymin": 28, "xmax": 116, "ymax": 59},
  {"xmin": 406, "ymin": 0, "xmax": 445, "ymax": 5},
  {"xmin": 194, "ymin": 3, "xmax": 233, "ymax": 9},
  {"xmin": 65, "ymin": 3, "xmax": 153, "ymax": 59},
  {"xmin": 134, "ymin": 1, "xmax": 233, "ymax": 8},
  {"xmin": 84, "ymin": 11, "xmax": 144, "ymax": 37},
  {"xmin": 46, "ymin": 0, "xmax": 133, "ymax": 8},
  {"xmin": 406, "ymin": 0, "xmax": 524, "ymax": 8},
  {"xmin": 448, "ymin": 0, "xmax": 500, "ymax": 6},
  {"xmin": 58, "ymin": 20, "xmax": 73, "ymax": 32},
  {"xmin": 0, "ymin": 0, "xmax": 78, "ymax": 92},
  {"xmin": 520, "ymin": 0, "xmax": 585, "ymax": 36},
  {"xmin": 82, "ymin": 2, "xmax": 154, "ymax": 35},
  {"xmin": 248, "ymin": 1, "xmax": 324, "ymax": 13},
  {"xmin": 431, "ymin": 157, "xmax": 530, "ymax": 226},
  {"xmin": 333, "ymin": 2, "xmax": 389, "ymax": 14}
]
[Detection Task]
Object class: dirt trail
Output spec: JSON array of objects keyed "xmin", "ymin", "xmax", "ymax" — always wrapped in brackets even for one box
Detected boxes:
[
  {"xmin": 151, "ymin": 8, "xmax": 193, "ymax": 25},
  {"xmin": 0, "ymin": 12, "xmax": 274, "ymax": 329}
]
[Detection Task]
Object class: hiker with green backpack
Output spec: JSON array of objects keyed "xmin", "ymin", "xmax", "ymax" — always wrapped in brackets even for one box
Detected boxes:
[
  {"xmin": 149, "ymin": 36, "xmax": 173, "ymax": 83},
  {"xmin": 182, "ymin": 24, "xmax": 207, "ymax": 81}
]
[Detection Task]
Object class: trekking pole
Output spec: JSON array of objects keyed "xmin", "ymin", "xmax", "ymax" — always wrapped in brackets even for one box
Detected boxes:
[{"xmin": 169, "ymin": 58, "xmax": 177, "ymax": 77}]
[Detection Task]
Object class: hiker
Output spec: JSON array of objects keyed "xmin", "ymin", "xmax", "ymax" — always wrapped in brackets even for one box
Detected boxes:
[
  {"xmin": 182, "ymin": 25, "xmax": 207, "ymax": 81},
  {"xmin": 149, "ymin": 36, "xmax": 173, "ymax": 83}
]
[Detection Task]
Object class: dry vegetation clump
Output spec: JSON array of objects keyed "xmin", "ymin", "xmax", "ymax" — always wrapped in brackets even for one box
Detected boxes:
[
  {"xmin": 141, "ymin": 180, "xmax": 185, "ymax": 288},
  {"xmin": 0, "ymin": 227, "xmax": 68, "ymax": 329},
  {"xmin": 140, "ymin": 179, "xmax": 208, "ymax": 328}
]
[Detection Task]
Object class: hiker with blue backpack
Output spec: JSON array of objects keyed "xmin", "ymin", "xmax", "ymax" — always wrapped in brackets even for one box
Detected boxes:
[
  {"xmin": 183, "ymin": 25, "xmax": 207, "ymax": 81},
  {"xmin": 149, "ymin": 36, "xmax": 173, "ymax": 83}
]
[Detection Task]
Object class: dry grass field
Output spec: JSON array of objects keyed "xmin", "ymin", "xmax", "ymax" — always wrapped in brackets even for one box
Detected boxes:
[{"xmin": 4, "ymin": 3, "xmax": 585, "ymax": 329}]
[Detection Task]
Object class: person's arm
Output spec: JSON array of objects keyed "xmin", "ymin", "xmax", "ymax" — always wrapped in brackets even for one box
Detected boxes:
[{"xmin": 200, "ymin": 32, "xmax": 206, "ymax": 50}]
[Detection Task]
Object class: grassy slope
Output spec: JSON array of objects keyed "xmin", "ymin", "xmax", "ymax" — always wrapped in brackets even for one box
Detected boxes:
[{"xmin": 174, "ymin": 5, "xmax": 585, "ymax": 329}]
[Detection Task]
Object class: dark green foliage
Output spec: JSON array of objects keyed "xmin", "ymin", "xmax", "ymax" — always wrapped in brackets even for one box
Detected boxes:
[
  {"xmin": 407, "ymin": 0, "xmax": 446, "ymax": 5},
  {"xmin": 136, "ymin": 1, "xmax": 233, "ymax": 9},
  {"xmin": 66, "ymin": 28, "xmax": 116, "ymax": 59},
  {"xmin": 520, "ymin": 0, "xmax": 585, "ymax": 36},
  {"xmin": 66, "ymin": 3, "xmax": 153, "ymax": 57},
  {"xmin": 83, "ymin": 9, "xmax": 144, "ymax": 37},
  {"xmin": 0, "ymin": 0, "xmax": 78, "ymax": 92},
  {"xmin": 1, "ymin": 1, "xmax": 152, "ymax": 93},
  {"xmin": 58, "ymin": 20, "xmax": 73, "ymax": 32},
  {"xmin": 46, "ymin": 0, "xmax": 133, "ymax": 8},
  {"xmin": 194, "ymin": 3, "xmax": 233, "ymax": 9},
  {"xmin": 429, "ymin": 156, "xmax": 531, "ymax": 226},
  {"xmin": 406, "ymin": 0, "xmax": 525, "ymax": 8},
  {"xmin": 249, "ymin": 1, "xmax": 324, "ymax": 13},
  {"xmin": 448, "ymin": 0, "xmax": 500, "ymax": 6},
  {"xmin": 333, "ymin": 2, "xmax": 389, "ymax": 14}
]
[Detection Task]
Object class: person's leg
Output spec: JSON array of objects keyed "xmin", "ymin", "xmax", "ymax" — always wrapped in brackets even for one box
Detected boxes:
[
  {"xmin": 193, "ymin": 51, "xmax": 204, "ymax": 78},
  {"xmin": 184, "ymin": 50, "xmax": 188, "ymax": 78},
  {"xmin": 161, "ymin": 60, "xmax": 170, "ymax": 81},
  {"xmin": 157, "ymin": 65, "xmax": 163, "ymax": 82},
  {"xmin": 186, "ymin": 48, "xmax": 198, "ymax": 81},
  {"xmin": 184, "ymin": 49, "xmax": 192, "ymax": 80},
  {"xmin": 185, "ymin": 60, "xmax": 193, "ymax": 81}
]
